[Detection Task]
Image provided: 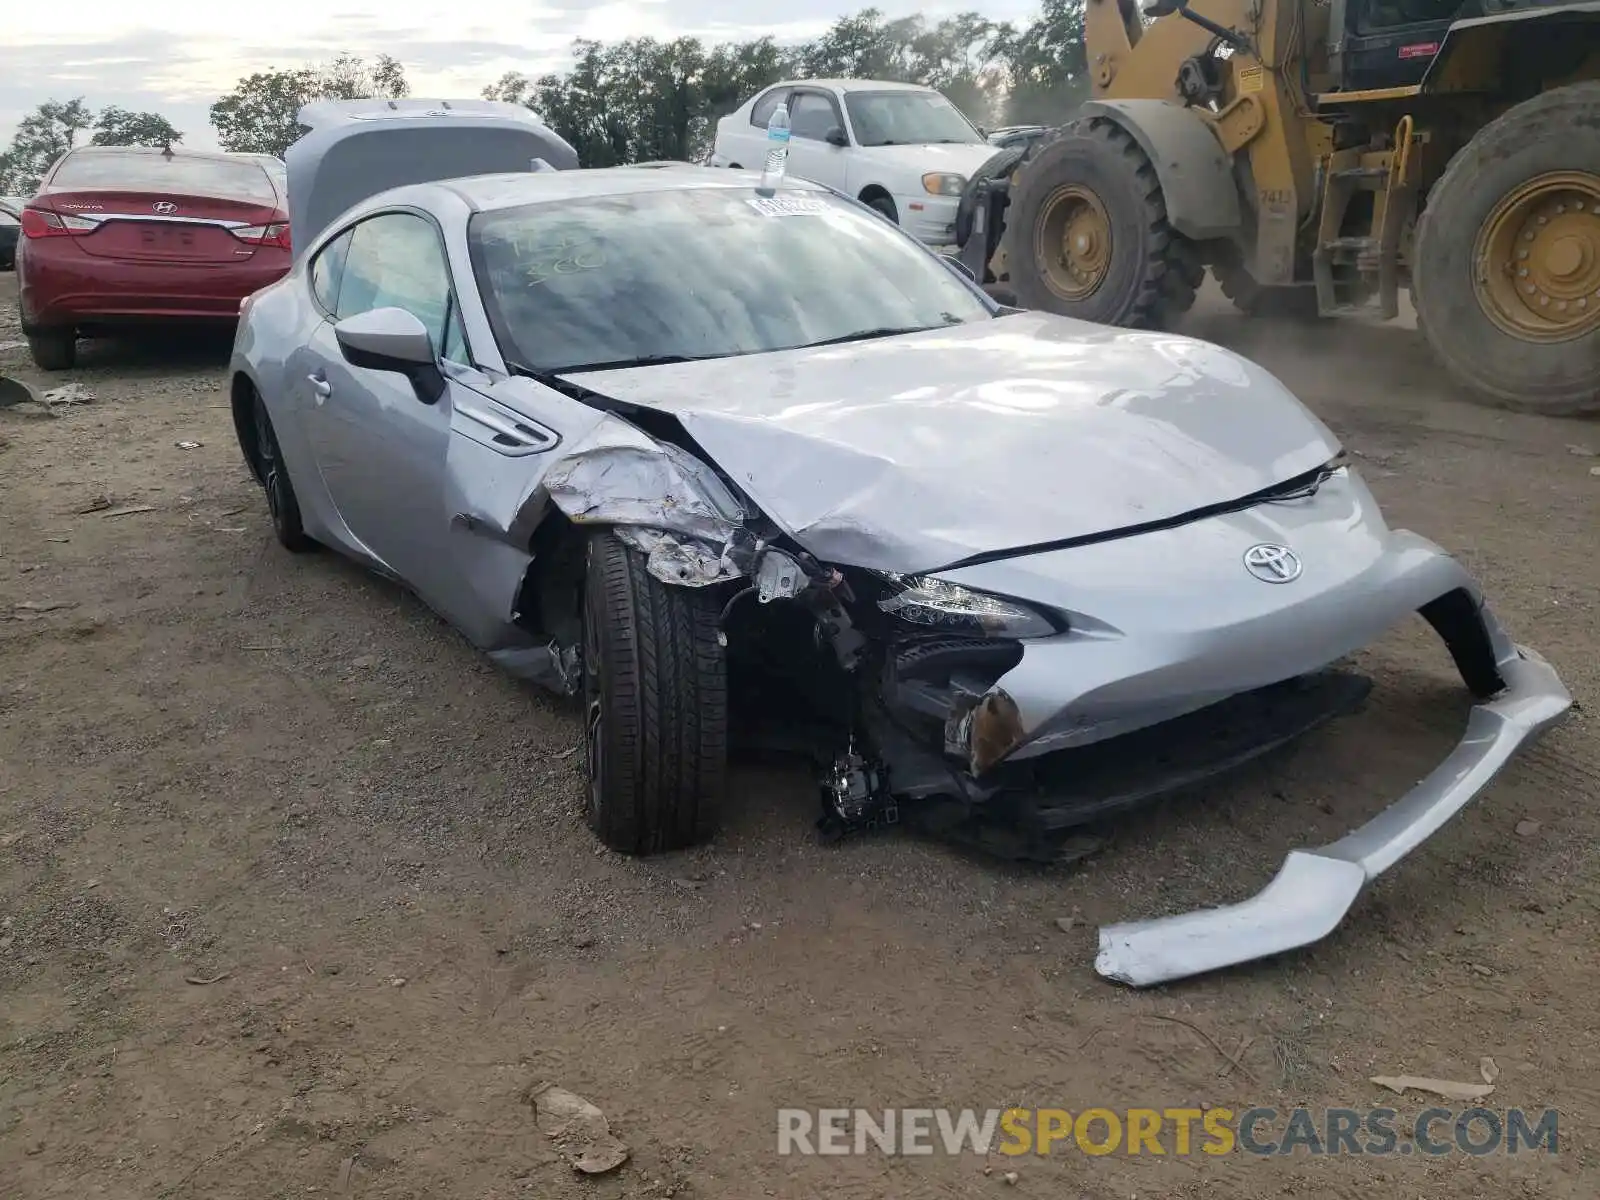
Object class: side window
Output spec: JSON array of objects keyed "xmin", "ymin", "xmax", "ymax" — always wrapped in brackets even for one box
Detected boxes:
[
  {"xmin": 789, "ymin": 91, "xmax": 841, "ymax": 142},
  {"xmin": 1356, "ymin": 0, "xmax": 1464, "ymax": 30},
  {"xmin": 749, "ymin": 88, "xmax": 790, "ymax": 129},
  {"xmin": 309, "ymin": 227, "xmax": 354, "ymax": 314},
  {"xmin": 335, "ymin": 212, "xmax": 461, "ymax": 358}
]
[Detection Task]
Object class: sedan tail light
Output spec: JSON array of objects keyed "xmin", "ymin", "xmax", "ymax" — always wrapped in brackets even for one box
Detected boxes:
[
  {"xmin": 20, "ymin": 206, "xmax": 97, "ymax": 238},
  {"xmin": 231, "ymin": 222, "xmax": 292, "ymax": 251}
]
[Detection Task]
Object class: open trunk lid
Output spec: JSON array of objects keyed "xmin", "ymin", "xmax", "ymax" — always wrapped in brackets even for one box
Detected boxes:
[{"xmin": 284, "ymin": 98, "xmax": 578, "ymax": 255}]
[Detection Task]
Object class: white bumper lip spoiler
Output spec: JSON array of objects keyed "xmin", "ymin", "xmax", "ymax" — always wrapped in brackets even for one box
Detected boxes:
[{"xmin": 1095, "ymin": 644, "xmax": 1572, "ymax": 988}]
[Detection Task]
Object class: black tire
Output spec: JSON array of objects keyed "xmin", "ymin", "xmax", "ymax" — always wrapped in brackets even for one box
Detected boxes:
[
  {"xmin": 27, "ymin": 330, "xmax": 76, "ymax": 371},
  {"xmin": 1210, "ymin": 243, "xmax": 1322, "ymax": 318},
  {"xmin": 867, "ymin": 194, "xmax": 898, "ymax": 223},
  {"xmin": 955, "ymin": 146, "xmax": 1026, "ymax": 249},
  {"xmin": 251, "ymin": 389, "xmax": 314, "ymax": 553},
  {"xmin": 1006, "ymin": 117, "xmax": 1202, "ymax": 327},
  {"xmin": 1412, "ymin": 82, "xmax": 1600, "ymax": 416},
  {"xmin": 582, "ymin": 531, "xmax": 728, "ymax": 855}
]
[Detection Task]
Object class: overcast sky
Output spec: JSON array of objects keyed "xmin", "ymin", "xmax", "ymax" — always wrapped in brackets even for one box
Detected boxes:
[{"xmin": 2, "ymin": 1, "xmax": 1041, "ymax": 152}]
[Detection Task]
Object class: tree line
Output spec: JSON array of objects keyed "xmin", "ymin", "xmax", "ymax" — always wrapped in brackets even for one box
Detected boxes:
[{"xmin": 0, "ymin": 2, "xmax": 1088, "ymax": 194}]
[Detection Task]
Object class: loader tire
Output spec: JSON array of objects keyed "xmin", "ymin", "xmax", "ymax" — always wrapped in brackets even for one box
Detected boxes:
[
  {"xmin": 955, "ymin": 145, "xmax": 1026, "ymax": 249},
  {"xmin": 1006, "ymin": 117, "xmax": 1202, "ymax": 327},
  {"xmin": 1211, "ymin": 245, "xmax": 1321, "ymax": 319},
  {"xmin": 1413, "ymin": 82, "xmax": 1600, "ymax": 416},
  {"xmin": 581, "ymin": 530, "xmax": 728, "ymax": 855}
]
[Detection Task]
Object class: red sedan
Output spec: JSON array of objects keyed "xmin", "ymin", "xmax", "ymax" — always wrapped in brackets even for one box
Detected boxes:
[{"xmin": 17, "ymin": 146, "xmax": 292, "ymax": 370}]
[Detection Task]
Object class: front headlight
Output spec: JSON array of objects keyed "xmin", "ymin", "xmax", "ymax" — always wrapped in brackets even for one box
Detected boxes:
[
  {"xmin": 877, "ymin": 574, "xmax": 1059, "ymax": 639},
  {"xmin": 922, "ymin": 172, "xmax": 966, "ymax": 196}
]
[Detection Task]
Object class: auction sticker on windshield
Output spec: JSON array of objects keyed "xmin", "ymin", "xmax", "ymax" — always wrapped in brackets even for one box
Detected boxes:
[{"xmin": 746, "ymin": 196, "xmax": 828, "ymax": 217}]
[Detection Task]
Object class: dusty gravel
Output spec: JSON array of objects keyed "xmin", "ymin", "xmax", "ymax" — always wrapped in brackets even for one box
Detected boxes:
[{"xmin": 1, "ymin": 280, "xmax": 1597, "ymax": 1199}]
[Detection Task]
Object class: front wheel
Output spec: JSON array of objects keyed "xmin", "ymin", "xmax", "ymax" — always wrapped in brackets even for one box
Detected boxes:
[
  {"xmin": 582, "ymin": 531, "xmax": 728, "ymax": 855},
  {"xmin": 1412, "ymin": 82, "xmax": 1600, "ymax": 415},
  {"xmin": 1006, "ymin": 117, "xmax": 1202, "ymax": 328},
  {"xmin": 867, "ymin": 195, "xmax": 898, "ymax": 223}
]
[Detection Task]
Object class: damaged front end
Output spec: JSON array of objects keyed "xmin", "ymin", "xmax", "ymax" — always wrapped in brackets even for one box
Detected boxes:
[
  {"xmin": 487, "ymin": 401, "xmax": 1573, "ymax": 991},
  {"xmin": 500, "ymin": 407, "xmax": 1058, "ymax": 846}
]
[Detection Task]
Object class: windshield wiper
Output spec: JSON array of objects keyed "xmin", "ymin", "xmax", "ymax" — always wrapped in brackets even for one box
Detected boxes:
[
  {"xmin": 506, "ymin": 360, "xmax": 596, "ymax": 400},
  {"xmin": 556, "ymin": 351, "xmax": 737, "ymax": 374},
  {"xmin": 795, "ymin": 317, "xmax": 964, "ymax": 350}
]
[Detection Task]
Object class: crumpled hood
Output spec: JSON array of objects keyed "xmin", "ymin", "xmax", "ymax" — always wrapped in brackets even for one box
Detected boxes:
[{"xmin": 563, "ymin": 311, "xmax": 1342, "ymax": 574}]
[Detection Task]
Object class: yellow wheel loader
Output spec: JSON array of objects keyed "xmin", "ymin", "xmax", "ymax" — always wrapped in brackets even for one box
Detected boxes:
[{"xmin": 956, "ymin": 0, "xmax": 1600, "ymax": 414}]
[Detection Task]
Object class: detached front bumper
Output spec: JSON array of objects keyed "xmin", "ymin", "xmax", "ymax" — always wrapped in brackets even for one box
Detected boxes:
[{"xmin": 1095, "ymin": 637, "xmax": 1571, "ymax": 987}]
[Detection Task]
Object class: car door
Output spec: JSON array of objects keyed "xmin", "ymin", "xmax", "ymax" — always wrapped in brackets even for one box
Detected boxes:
[
  {"xmin": 784, "ymin": 89, "xmax": 849, "ymax": 189},
  {"xmin": 300, "ymin": 209, "xmax": 472, "ymax": 604}
]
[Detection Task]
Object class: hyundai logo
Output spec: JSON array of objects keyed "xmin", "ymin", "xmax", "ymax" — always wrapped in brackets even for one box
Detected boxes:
[
  {"xmin": 152, "ymin": 201, "xmax": 178, "ymax": 215},
  {"xmin": 1243, "ymin": 543, "xmax": 1303, "ymax": 583}
]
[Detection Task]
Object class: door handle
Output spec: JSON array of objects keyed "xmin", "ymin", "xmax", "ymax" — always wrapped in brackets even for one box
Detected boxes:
[{"xmin": 307, "ymin": 372, "xmax": 332, "ymax": 398}]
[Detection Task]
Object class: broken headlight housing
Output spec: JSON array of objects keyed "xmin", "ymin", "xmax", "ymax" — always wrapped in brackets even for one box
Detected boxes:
[{"xmin": 876, "ymin": 574, "xmax": 1059, "ymax": 639}]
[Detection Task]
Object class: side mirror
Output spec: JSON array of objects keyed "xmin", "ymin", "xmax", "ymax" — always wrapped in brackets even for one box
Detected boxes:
[
  {"xmin": 824, "ymin": 127, "xmax": 848, "ymax": 147},
  {"xmin": 940, "ymin": 253, "xmax": 977, "ymax": 282},
  {"xmin": 334, "ymin": 307, "xmax": 446, "ymax": 404}
]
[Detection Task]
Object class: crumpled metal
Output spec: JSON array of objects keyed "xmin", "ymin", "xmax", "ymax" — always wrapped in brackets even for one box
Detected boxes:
[
  {"xmin": 542, "ymin": 435, "xmax": 746, "ymax": 546},
  {"xmin": 614, "ymin": 527, "xmax": 744, "ymax": 587}
]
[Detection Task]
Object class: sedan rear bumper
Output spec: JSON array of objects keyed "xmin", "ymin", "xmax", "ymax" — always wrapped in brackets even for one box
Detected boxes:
[
  {"xmin": 1095, "ymin": 639, "xmax": 1571, "ymax": 987},
  {"xmin": 19, "ymin": 242, "xmax": 289, "ymax": 330}
]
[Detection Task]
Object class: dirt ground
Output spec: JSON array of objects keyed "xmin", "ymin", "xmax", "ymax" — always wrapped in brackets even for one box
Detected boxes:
[{"xmin": 1, "ymin": 278, "xmax": 1597, "ymax": 1200}]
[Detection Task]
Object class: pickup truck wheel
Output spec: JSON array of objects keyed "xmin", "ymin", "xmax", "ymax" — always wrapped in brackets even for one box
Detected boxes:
[
  {"xmin": 582, "ymin": 531, "xmax": 728, "ymax": 855},
  {"xmin": 27, "ymin": 330, "xmax": 76, "ymax": 371}
]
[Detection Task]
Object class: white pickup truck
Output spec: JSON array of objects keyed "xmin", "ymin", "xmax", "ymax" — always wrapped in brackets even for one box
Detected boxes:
[{"xmin": 708, "ymin": 79, "xmax": 999, "ymax": 249}]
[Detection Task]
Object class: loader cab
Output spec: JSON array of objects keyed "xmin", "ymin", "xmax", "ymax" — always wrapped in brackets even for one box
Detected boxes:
[
  {"xmin": 1330, "ymin": 0, "xmax": 1472, "ymax": 91},
  {"xmin": 1330, "ymin": 0, "xmax": 1590, "ymax": 92}
]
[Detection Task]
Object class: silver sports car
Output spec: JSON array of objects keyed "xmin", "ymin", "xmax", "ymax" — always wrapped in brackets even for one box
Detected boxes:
[{"xmin": 230, "ymin": 99, "xmax": 1571, "ymax": 987}]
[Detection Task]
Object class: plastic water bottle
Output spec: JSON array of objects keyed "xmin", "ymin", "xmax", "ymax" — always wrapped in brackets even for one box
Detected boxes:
[{"xmin": 758, "ymin": 102, "xmax": 791, "ymax": 193}]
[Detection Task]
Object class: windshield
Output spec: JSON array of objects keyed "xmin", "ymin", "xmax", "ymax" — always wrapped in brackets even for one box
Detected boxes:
[
  {"xmin": 844, "ymin": 91, "xmax": 985, "ymax": 147},
  {"xmin": 468, "ymin": 187, "xmax": 993, "ymax": 375}
]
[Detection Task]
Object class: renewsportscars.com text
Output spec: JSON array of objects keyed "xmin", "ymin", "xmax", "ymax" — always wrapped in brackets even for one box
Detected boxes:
[{"xmin": 776, "ymin": 1106, "xmax": 1559, "ymax": 1158}]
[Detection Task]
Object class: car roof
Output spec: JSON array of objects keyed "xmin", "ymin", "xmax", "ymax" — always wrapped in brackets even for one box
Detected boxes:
[
  {"xmin": 434, "ymin": 165, "xmax": 829, "ymax": 213},
  {"xmin": 765, "ymin": 79, "xmax": 944, "ymax": 95}
]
